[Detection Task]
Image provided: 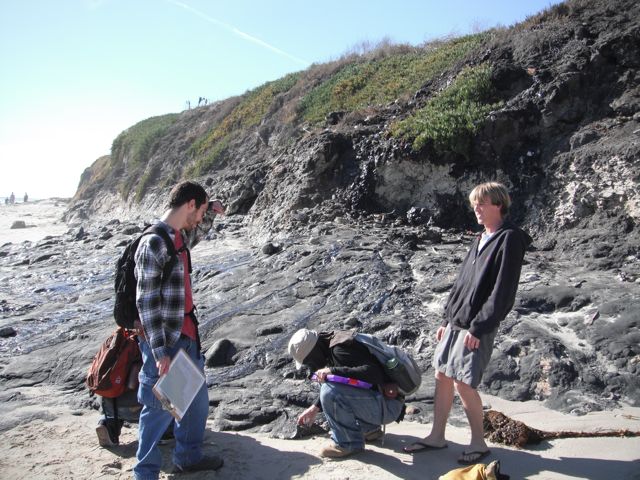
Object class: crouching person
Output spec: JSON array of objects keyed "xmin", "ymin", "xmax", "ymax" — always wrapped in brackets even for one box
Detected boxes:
[{"xmin": 288, "ymin": 329, "xmax": 405, "ymax": 458}]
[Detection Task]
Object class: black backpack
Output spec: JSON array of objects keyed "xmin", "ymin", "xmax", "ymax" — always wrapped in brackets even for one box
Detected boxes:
[{"xmin": 113, "ymin": 224, "xmax": 190, "ymax": 329}]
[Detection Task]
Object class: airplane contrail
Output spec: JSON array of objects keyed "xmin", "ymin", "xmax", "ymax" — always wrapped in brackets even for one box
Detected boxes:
[{"xmin": 167, "ymin": 0, "xmax": 310, "ymax": 66}]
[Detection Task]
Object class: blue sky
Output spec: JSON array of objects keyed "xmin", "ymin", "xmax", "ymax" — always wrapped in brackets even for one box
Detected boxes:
[{"xmin": 0, "ymin": 0, "xmax": 559, "ymax": 199}]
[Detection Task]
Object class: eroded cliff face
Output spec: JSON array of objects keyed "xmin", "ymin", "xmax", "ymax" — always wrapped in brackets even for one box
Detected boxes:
[
  {"xmin": 35, "ymin": 0, "xmax": 640, "ymax": 426},
  {"xmin": 68, "ymin": 0, "xmax": 639, "ymax": 256}
]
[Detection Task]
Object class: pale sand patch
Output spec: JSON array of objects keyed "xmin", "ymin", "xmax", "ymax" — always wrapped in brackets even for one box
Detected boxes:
[
  {"xmin": 0, "ymin": 199, "xmax": 69, "ymax": 244},
  {"xmin": 1, "ymin": 387, "xmax": 638, "ymax": 480}
]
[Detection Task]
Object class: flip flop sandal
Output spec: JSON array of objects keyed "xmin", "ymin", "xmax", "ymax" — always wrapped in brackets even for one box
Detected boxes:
[
  {"xmin": 457, "ymin": 449, "xmax": 491, "ymax": 464},
  {"xmin": 403, "ymin": 441, "xmax": 448, "ymax": 453}
]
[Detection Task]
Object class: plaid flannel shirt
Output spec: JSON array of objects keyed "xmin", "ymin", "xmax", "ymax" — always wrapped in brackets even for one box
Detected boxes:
[{"xmin": 134, "ymin": 221, "xmax": 187, "ymax": 361}]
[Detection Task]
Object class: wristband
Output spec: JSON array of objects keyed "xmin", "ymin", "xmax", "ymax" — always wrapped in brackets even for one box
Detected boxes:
[{"xmin": 312, "ymin": 373, "xmax": 372, "ymax": 389}]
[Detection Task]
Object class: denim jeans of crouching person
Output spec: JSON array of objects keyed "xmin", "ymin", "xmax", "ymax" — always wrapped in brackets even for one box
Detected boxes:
[
  {"xmin": 320, "ymin": 382, "xmax": 404, "ymax": 451},
  {"xmin": 133, "ymin": 336, "xmax": 209, "ymax": 480}
]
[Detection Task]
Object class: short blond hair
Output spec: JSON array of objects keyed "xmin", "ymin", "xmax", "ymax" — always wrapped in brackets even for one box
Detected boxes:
[{"xmin": 469, "ymin": 182, "xmax": 511, "ymax": 216}]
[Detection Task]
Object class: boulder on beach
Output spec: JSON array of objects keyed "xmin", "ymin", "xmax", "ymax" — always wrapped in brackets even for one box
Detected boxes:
[{"xmin": 10, "ymin": 221, "xmax": 26, "ymax": 229}]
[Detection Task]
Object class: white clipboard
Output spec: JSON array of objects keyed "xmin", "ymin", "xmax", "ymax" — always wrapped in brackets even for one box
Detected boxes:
[{"xmin": 152, "ymin": 348, "xmax": 205, "ymax": 421}]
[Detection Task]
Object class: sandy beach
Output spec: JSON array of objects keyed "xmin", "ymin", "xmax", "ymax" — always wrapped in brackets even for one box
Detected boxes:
[
  {"xmin": 0, "ymin": 199, "xmax": 70, "ymax": 244},
  {"xmin": 0, "ymin": 384, "xmax": 638, "ymax": 480}
]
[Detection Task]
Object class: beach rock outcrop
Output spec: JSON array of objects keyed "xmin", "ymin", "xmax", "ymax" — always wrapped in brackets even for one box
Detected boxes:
[
  {"xmin": 10, "ymin": 221, "xmax": 26, "ymax": 229},
  {"xmin": 0, "ymin": 326, "xmax": 16, "ymax": 338},
  {"xmin": 205, "ymin": 339, "xmax": 237, "ymax": 367},
  {"xmin": 3, "ymin": 0, "xmax": 640, "ymax": 433}
]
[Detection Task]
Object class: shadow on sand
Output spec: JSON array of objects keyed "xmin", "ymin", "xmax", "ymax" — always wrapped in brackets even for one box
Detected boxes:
[
  {"xmin": 109, "ymin": 426, "xmax": 321, "ymax": 479},
  {"xmin": 362, "ymin": 433, "xmax": 640, "ymax": 480},
  {"xmin": 101, "ymin": 426, "xmax": 639, "ymax": 479}
]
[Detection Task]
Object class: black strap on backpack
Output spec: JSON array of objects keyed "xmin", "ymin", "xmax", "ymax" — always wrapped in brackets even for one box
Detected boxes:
[
  {"xmin": 185, "ymin": 307, "xmax": 202, "ymax": 353},
  {"xmin": 151, "ymin": 225, "xmax": 180, "ymax": 279}
]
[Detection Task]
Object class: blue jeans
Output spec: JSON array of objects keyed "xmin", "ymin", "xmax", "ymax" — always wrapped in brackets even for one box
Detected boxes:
[
  {"xmin": 320, "ymin": 382, "xmax": 404, "ymax": 451},
  {"xmin": 133, "ymin": 337, "xmax": 209, "ymax": 480}
]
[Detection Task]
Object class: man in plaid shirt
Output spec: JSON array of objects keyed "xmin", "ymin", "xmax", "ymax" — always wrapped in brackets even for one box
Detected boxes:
[{"xmin": 133, "ymin": 181, "xmax": 225, "ymax": 479}]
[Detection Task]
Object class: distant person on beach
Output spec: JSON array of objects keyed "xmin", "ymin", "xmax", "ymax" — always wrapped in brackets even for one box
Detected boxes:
[
  {"xmin": 288, "ymin": 329, "xmax": 406, "ymax": 458},
  {"xmin": 23, "ymin": 192, "xmax": 28, "ymax": 202},
  {"xmin": 9, "ymin": 192, "xmax": 15, "ymax": 204},
  {"xmin": 133, "ymin": 181, "xmax": 225, "ymax": 478},
  {"xmin": 403, "ymin": 182, "xmax": 531, "ymax": 465}
]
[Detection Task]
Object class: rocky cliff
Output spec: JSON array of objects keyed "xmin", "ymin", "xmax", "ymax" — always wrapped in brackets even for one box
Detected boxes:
[
  {"xmin": 68, "ymin": 0, "xmax": 639, "ymax": 251},
  {"xmin": 3, "ymin": 0, "xmax": 638, "ymax": 435}
]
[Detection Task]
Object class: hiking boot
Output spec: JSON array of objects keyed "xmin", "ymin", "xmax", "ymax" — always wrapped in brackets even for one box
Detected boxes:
[
  {"xmin": 96, "ymin": 420, "xmax": 119, "ymax": 447},
  {"xmin": 364, "ymin": 427, "xmax": 384, "ymax": 442},
  {"xmin": 171, "ymin": 454, "xmax": 224, "ymax": 473},
  {"xmin": 319, "ymin": 442, "xmax": 361, "ymax": 459}
]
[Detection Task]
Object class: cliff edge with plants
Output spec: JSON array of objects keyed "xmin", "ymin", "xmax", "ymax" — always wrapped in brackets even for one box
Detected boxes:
[{"xmin": 68, "ymin": 0, "xmax": 638, "ymax": 258}]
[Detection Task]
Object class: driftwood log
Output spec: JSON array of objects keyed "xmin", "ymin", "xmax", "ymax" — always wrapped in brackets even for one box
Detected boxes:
[{"xmin": 483, "ymin": 410, "xmax": 640, "ymax": 448}]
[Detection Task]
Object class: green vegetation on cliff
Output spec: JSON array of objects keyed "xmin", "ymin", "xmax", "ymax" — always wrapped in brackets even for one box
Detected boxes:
[
  {"xmin": 96, "ymin": 31, "xmax": 500, "ymax": 201},
  {"xmin": 111, "ymin": 114, "xmax": 179, "ymax": 168},
  {"xmin": 190, "ymin": 73, "xmax": 300, "ymax": 153},
  {"xmin": 298, "ymin": 33, "xmax": 487, "ymax": 124},
  {"xmin": 111, "ymin": 114, "xmax": 179, "ymax": 198},
  {"xmin": 390, "ymin": 64, "xmax": 502, "ymax": 156},
  {"xmin": 187, "ymin": 33, "xmax": 488, "ymax": 167},
  {"xmin": 186, "ymin": 135, "xmax": 230, "ymax": 178}
]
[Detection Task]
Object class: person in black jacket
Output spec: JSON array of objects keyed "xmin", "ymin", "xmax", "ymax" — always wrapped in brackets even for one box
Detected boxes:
[
  {"xmin": 404, "ymin": 182, "xmax": 531, "ymax": 465},
  {"xmin": 288, "ymin": 329, "xmax": 405, "ymax": 458}
]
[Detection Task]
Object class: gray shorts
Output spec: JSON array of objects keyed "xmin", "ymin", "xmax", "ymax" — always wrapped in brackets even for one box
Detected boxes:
[{"xmin": 432, "ymin": 323, "xmax": 497, "ymax": 388}]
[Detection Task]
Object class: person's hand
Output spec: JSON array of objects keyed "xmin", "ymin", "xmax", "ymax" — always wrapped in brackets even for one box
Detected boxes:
[
  {"xmin": 156, "ymin": 356, "xmax": 171, "ymax": 376},
  {"xmin": 297, "ymin": 405, "xmax": 320, "ymax": 426},
  {"xmin": 435, "ymin": 326, "xmax": 447, "ymax": 342},
  {"xmin": 209, "ymin": 199, "xmax": 226, "ymax": 216},
  {"xmin": 133, "ymin": 319, "xmax": 145, "ymax": 339},
  {"xmin": 463, "ymin": 332, "xmax": 481, "ymax": 350},
  {"xmin": 314, "ymin": 367, "xmax": 332, "ymax": 383}
]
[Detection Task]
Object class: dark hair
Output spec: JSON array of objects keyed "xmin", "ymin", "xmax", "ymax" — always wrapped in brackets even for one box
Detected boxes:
[{"xmin": 167, "ymin": 181, "xmax": 208, "ymax": 209}]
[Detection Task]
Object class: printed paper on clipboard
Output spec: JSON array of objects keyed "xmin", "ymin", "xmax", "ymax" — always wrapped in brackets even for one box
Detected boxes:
[{"xmin": 152, "ymin": 348, "xmax": 205, "ymax": 421}]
